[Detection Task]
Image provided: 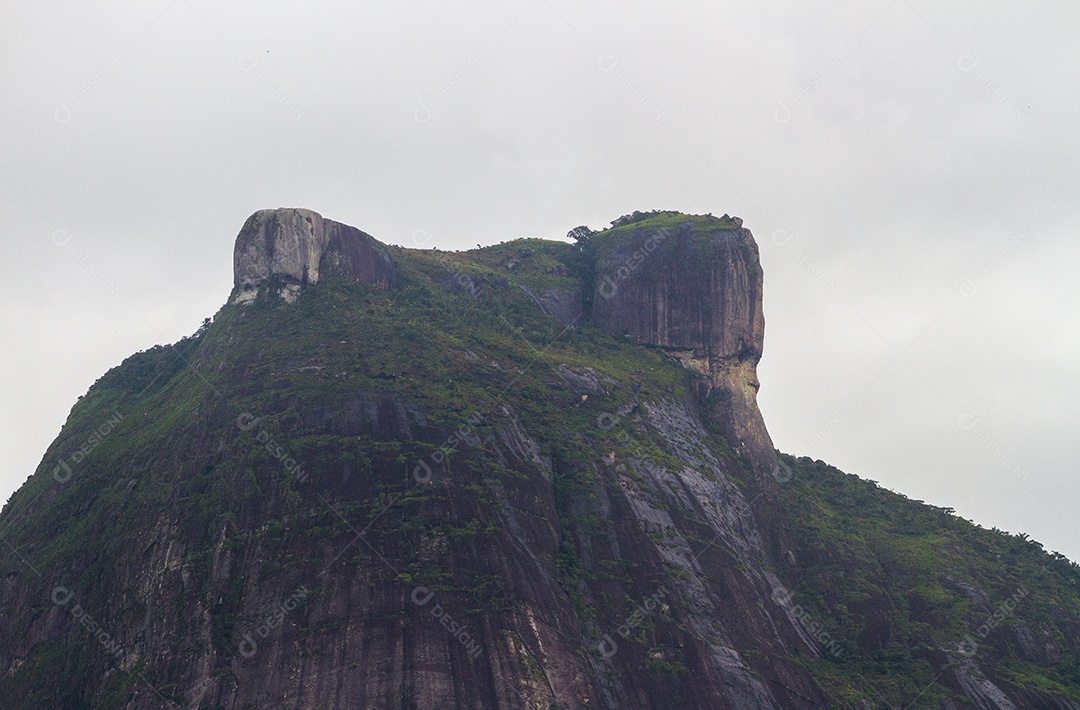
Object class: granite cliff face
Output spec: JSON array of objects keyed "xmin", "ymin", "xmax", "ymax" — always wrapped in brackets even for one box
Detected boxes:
[
  {"xmin": 589, "ymin": 213, "xmax": 773, "ymax": 473},
  {"xmin": 1, "ymin": 209, "xmax": 1078, "ymax": 709},
  {"xmin": 232, "ymin": 208, "xmax": 395, "ymax": 304}
]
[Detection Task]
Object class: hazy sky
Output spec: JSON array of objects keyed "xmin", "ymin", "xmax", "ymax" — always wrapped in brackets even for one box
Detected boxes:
[{"xmin": 3, "ymin": 1, "xmax": 1078, "ymax": 559}]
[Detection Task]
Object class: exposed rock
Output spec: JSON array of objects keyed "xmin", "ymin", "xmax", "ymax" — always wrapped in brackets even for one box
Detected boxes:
[
  {"xmin": 232, "ymin": 208, "xmax": 326, "ymax": 303},
  {"xmin": 321, "ymin": 220, "xmax": 396, "ymax": 290},
  {"xmin": 590, "ymin": 216, "xmax": 774, "ymax": 473},
  {"xmin": 232, "ymin": 208, "xmax": 395, "ymax": 304},
  {"xmin": 948, "ymin": 656, "xmax": 1019, "ymax": 710},
  {"xmin": 518, "ymin": 284, "xmax": 584, "ymax": 328},
  {"xmin": 2, "ymin": 209, "xmax": 1076, "ymax": 709},
  {"xmin": 555, "ymin": 364, "xmax": 608, "ymax": 397}
]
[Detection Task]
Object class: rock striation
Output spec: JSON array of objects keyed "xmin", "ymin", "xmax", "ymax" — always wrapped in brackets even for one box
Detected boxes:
[
  {"xmin": 589, "ymin": 214, "xmax": 774, "ymax": 473},
  {"xmin": 232, "ymin": 208, "xmax": 395, "ymax": 304},
  {"xmin": 2, "ymin": 209, "xmax": 1076, "ymax": 709}
]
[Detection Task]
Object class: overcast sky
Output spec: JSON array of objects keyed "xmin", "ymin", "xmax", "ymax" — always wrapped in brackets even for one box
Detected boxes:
[{"xmin": 2, "ymin": 1, "xmax": 1077, "ymax": 560}]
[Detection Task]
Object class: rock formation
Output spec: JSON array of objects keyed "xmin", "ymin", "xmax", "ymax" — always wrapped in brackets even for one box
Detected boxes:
[
  {"xmin": 589, "ymin": 213, "xmax": 774, "ymax": 473},
  {"xmin": 233, "ymin": 208, "xmax": 395, "ymax": 304},
  {"xmin": 1, "ymin": 209, "xmax": 1076, "ymax": 709}
]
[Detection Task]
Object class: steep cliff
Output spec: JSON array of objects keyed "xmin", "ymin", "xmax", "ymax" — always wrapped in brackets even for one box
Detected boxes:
[
  {"xmin": 232, "ymin": 208, "xmax": 395, "ymax": 304},
  {"xmin": 0, "ymin": 210, "xmax": 1077, "ymax": 709},
  {"xmin": 588, "ymin": 212, "xmax": 773, "ymax": 474}
]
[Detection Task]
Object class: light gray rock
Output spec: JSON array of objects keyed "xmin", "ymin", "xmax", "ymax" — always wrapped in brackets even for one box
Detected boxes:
[
  {"xmin": 232, "ymin": 208, "xmax": 395, "ymax": 304},
  {"xmin": 233, "ymin": 208, "xmax": 329, "ymax": 303}
]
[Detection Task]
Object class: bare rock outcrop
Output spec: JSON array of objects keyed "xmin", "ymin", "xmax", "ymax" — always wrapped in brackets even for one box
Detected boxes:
[
  {"xmin": 590, "ymin": 215, "xmax": 775, "ymax": 473},
  {"xmin": 232, "ymin": 208, "xmax": 394, "ymax": 304}
]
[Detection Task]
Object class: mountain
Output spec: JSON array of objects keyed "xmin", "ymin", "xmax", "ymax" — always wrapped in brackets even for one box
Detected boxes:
[{"xmin": 1, "ymin": 208, "xmax": 1078, "ymax": 709}]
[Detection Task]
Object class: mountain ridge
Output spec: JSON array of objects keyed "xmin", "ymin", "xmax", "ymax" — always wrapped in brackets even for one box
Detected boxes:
[{"xmin": 0, "ymin": 208, "xmax": 1077, "ymax": 709}]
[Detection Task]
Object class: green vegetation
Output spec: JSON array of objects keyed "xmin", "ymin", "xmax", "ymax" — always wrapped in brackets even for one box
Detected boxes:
[
  {"xmin": 1, "ymin": 220, "xmax": 1077, "ymax": 707},
  {"xmin": 772, "ymin": 454, "xmax": 1080, "ymax": 705}
]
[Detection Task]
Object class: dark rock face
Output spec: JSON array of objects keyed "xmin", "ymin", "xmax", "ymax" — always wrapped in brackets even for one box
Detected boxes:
[
  {"xmin": 590, "ymin": 217, "xmax": 774, "ymax": 473},
  {"xmin": 233, "ymin": 208, "xmax": 394, "ymax": 304},
  {"xmin": 2, "ymin": 210, "xmax": 1077, "ymax": 709},
  {"xmin": 321, "ymin": 219, "xmax": 397, "ymax": 289}
]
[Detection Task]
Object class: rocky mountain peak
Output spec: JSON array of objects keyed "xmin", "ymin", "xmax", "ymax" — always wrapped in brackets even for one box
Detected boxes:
[
  {"xmin": 2, "ymin": 208, "xmax": 1077, "ymax": 708},
  {"xmin": 232, "ymin": 208, "xmax": 394, "ymax": 304},
  {"xmin": 588, "ymin": 212, "xmax": 774, "ymax": 472}
]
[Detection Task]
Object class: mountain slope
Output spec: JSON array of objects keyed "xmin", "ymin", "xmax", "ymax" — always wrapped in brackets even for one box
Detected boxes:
[{"xmin": 0, "ymin": 209, "xmax": 1077, "ymax": 709}]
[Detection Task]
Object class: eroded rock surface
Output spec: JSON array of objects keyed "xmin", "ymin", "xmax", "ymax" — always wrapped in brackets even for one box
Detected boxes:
[
  {"xmin": 590, "ymin": 216, "xmax": 774, "ymax": 473},
  {"xmin": 233, "ymin": 208, "xmax": 394, "ymax": 304},
  {"xmin": 2, "ymin": 210, "xmax": 1076, "ymax": 709}
]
